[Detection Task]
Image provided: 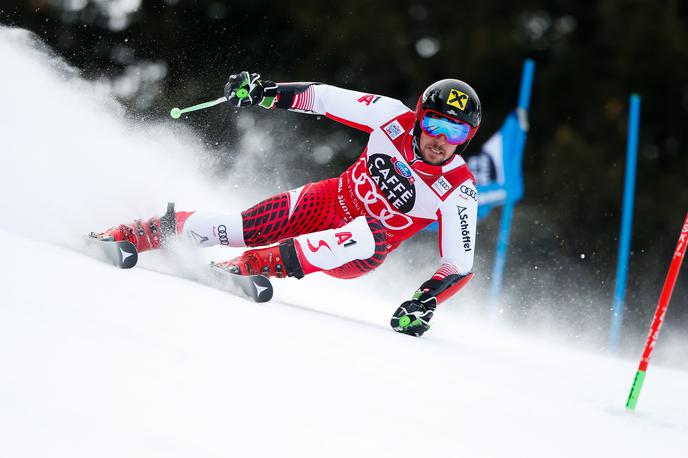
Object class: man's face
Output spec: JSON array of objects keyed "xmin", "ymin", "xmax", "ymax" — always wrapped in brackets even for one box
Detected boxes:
[{"xmin": 418, "ymin": 130, "xmax": 458, "ymax": 165}]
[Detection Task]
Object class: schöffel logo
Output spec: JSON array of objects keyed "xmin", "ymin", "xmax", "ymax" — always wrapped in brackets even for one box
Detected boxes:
[
  {"xmin": 457, "ymin": 206, "xmax": 472, "ymax": 252},
  {"xmin": 460, "ymin": 185, "xmax": 477, "ymax": 201},
  {"xmin": 393, "ymin": 159, "xmax": 413, "ymax": 179},
  {"xmin": 217, "ymin": 225, "xmax": 229, "ymax": 246}
]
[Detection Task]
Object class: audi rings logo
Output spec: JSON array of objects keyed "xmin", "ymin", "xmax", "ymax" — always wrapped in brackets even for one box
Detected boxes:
[
  {"xmin": 351, "ymin": 158, "xmax": 413, "ymax": 231},
  {"xmin": 460, "ymin": 185, "xmax": 477, "ymax": 201},
  {"xmin": 217, "ymin": 225, "xmax": 230, "ymax": 246}
]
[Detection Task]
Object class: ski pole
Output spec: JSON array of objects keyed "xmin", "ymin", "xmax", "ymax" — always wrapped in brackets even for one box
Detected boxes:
[
  {"xmin": 170, "ymin": 97, "xmax": 226, "ymax": 119},
  {"xmin": 626, "ymin": 210, "xmax": 688, "ymax": 411}
]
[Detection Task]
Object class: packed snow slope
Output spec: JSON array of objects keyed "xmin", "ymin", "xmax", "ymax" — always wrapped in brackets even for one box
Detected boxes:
[{"xmin": 1, "ymin": 27, "xmax": 687, "ymax": 458}]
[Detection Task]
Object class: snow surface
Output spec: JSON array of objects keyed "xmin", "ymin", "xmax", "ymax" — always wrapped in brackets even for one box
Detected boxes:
[{"xmin": 1, "ymin": 26, "xmax": 687, "ymax": 458}]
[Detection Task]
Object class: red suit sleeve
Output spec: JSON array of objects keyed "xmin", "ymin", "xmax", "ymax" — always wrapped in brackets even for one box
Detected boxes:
[
  {"xmin": 274, "ymin": 83, "xmax": 410, "ymax": 132},
  {"xmin": 420, "ymin": 179, "xmax": 479, "ymax": 304}
]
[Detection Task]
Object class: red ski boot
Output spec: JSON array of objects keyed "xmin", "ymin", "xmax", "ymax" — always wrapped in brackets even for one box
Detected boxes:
[
  {"xmin": 95, "ymin": 203, "xmax": 192, "ymax": 253},
  {"xmin": 214, "ymin": 240, "xmax": 304, "ymax": 279}
]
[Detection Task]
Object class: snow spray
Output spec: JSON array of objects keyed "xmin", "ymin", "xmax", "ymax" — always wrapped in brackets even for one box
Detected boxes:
[{"xmin": 626, "ymin": 210, "xmax": 688, "ymax": 411}]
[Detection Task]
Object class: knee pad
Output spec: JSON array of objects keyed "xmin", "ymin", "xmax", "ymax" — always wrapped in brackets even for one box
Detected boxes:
[
  {"xmin": 293, "ymin": 216, "xmax": 378, "ymax": 274},
  {"xmin": 324, "ymin": 217, "xmax": 389, "ymax": 279}
]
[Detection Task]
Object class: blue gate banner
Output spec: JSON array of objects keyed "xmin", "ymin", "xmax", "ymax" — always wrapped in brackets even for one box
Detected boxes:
[{"xmin": 467, "ymin": 108, "xmax": 527, "ymax": 220}]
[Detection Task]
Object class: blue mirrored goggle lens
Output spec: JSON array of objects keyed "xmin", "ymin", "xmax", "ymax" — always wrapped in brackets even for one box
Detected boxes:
[{"xmin": 421, "ymin": 115, "xmax": 471, "ymax": 145}]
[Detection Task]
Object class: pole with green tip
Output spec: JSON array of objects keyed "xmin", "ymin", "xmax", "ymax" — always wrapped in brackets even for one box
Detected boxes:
[
  {"xmin": 170, "ymin": 97, "xmax": 227, "ymax": 119},
  {"xmin": 626, "ymin": 210, "xmax": 688, "ymax": 411}
]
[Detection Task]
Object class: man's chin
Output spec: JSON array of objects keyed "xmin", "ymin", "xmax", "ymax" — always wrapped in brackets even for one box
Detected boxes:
[{"xmin": 421, "ymin": 149, "xmax": 448, "ymax": 165}]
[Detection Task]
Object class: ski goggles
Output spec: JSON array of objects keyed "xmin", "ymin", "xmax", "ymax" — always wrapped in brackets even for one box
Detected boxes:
[{"xmin": 420, "ymin": 113, "xmax": 472, "ymax": 145}]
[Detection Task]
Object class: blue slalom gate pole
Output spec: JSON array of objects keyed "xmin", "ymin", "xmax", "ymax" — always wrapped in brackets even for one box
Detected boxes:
[
  {"xmin": 489, "ymin": 59, "xmax": 535, "ymax": 309},
  {"xmin": 609, "ymin": 94, "xmax": 641, "ymax": 350},
  {"xmin": 490, "ymin": 200, "xmax": 515, "ymax": 303},
  {"xmin": 517, "ymin": 60, "xmax": 535, "ymax": 111}
]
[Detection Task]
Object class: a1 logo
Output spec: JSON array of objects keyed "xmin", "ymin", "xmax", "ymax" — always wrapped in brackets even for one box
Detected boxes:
[{"xmin": 335, "ymin": 231, "xmax": 357, "ymax": 247}]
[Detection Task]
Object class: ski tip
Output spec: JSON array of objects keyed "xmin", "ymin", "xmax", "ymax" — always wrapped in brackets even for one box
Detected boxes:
[
  {"xmin": 117, "ymin": 241, "xmax": 138, "ymax": 269},
  {"xmin": 85, "ymin": 235, "xmax": 138, "ymax": 269},
  {"xmin": 250, "ymin": 275, "xmax": 273, "ymax": 303},
  {"xmin": 208, "ymin": 263, "xmax": 274, "ymax": 302}
]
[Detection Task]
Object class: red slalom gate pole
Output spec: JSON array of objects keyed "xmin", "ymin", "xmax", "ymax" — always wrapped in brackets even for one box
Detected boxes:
[{"xmin": 626, "ymin": 210, "xmax": 688, "ymax": 411}]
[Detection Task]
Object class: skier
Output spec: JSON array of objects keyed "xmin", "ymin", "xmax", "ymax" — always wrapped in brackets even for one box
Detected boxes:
[{"xmin": 97, "ymin": 71, "xmax": 481, "ymax": 337}]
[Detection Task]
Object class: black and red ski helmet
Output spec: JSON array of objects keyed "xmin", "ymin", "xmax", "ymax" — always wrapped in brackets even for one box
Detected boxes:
[{"xmin": 414, "ymin": 79, "xmax": 482, "ymax": 155}]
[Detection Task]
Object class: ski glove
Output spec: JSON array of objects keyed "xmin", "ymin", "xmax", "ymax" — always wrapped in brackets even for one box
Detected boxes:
[
  {"xmin": 224, "ymin": 71, "xmax": 278, "ymax": 109},
  {"xmin": 391, "ymin": 290, "xmax": 437, "ymax": 337}
]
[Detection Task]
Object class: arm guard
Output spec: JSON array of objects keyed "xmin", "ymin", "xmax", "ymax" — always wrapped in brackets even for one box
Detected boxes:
[{"xmin": 274, "ymin": 82, "xmax": 320, "ymax": 109}]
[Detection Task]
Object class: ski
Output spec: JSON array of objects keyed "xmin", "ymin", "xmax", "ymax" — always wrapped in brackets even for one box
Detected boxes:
[
  {"xmin": 85, "ymin": 233, "xmax": 138, "ymax": 269},
  {"xmin": 208, "ymin": 262, "xmax": 273, "ymax": 303},
  {"xmin": 85, "ymin": 233, "xmax": 272, "ymax": 302}
]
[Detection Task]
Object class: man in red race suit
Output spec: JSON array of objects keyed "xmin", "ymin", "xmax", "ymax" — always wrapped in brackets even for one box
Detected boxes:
[{"xmin": 99, "ymin": 72, "xmax": 481, "ymax": 337}]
